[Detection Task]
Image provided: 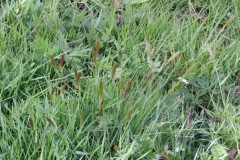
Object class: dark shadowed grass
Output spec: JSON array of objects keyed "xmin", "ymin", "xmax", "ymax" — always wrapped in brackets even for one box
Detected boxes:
[{"xmin": 0, "ymin": 0, "xmax": 240, "ymax": 159}]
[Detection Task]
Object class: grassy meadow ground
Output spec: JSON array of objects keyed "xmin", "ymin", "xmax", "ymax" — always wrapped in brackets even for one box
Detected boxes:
[{"xmin": 0, "ymin": 0, "xmax": 240, "ymax": 159}]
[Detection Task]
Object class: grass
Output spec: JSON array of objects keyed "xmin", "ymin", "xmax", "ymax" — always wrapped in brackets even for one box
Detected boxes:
[{"xmin": 0, "ymin": 0, "xmax": 240, "ymax": 159}]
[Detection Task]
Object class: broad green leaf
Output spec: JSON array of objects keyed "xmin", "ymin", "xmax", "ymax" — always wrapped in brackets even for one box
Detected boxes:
[{"xmin": 211, "ymin": 144, "xmax": 228, "ymax": 159}]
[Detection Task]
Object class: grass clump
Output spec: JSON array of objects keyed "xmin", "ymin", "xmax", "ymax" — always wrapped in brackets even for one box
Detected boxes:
[{"xmin": 0, "ymin": 0, "xmax": 240, "ymax": 159}]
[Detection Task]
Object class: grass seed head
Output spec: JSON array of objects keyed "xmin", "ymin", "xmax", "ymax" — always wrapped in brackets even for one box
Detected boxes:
[
  {"xmin": 125, "ymin": 79, "xmax": 132, "ymax": 99},
  {"xmin": 143, "ymin": 73, "xmax": 152, "ymax": 87},
  {"xmin": 59, "ymin": 54, "xmax": 64, "ymax": 69},
  {"xmin": 74, "ymin": 65, "xmax": 82, "ymax": 88},
  {"xmin": 92, "ymin": 40, "xmax": 101, "ymax": 65},
  {"xmin": 49, "ymin": 87, "xmax": 56, "ymax": 106},
  {"xmin": 111, "ymin": 62, "xmax": 118, "ymax": 80},
  {"xmin": 46, "ymin": 117, "xmax": 57, "ymax": 128},
  {"xmin": 95, "ymin": 39, "xmax": 100, "ymax": 55},
  {"xmin": 99, "ymin": 100, "xmax": 103, "ymax": 117},
  {"xmin": 99, "ymin": 80, "xmax": 103, "ymax": 100},
  {"xmin": 76, "ymin": 72, "xmax": 82, "ymax": 88},
  {"xmin": 50, "ymin": 56, "xmax": 57, "ymax": 72},
  {"xmin": 92, "ymin": 48, "xmax": 97, "ymax": 65},
  {"xmin": 28, "ymin": 116, "xmax": 34, "ymax": 132}
]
